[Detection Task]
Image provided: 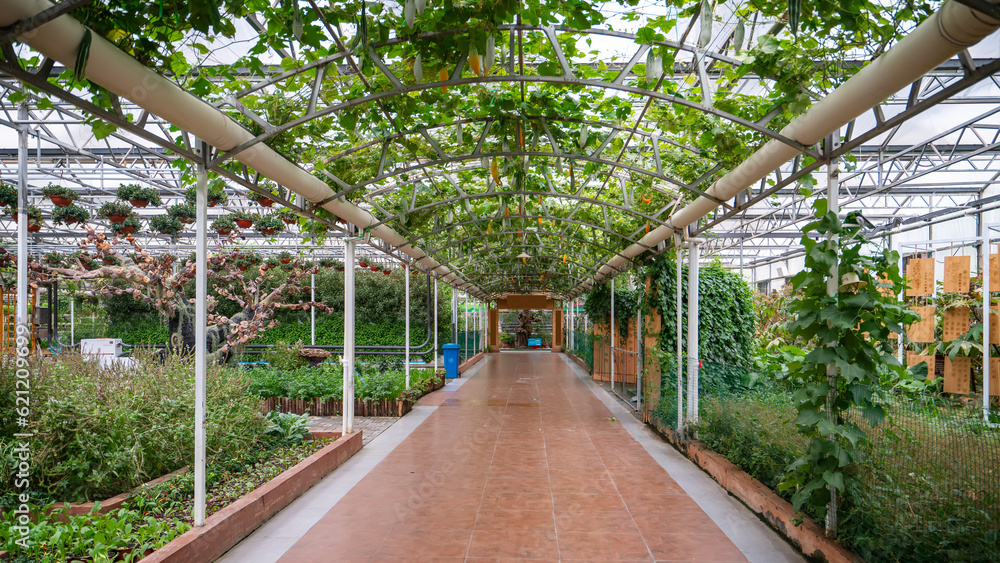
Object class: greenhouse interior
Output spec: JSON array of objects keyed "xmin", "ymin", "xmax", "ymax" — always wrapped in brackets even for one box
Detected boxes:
[{"xmin": 1, "ymin": 0, "xmax": 999, "ymax": 561}]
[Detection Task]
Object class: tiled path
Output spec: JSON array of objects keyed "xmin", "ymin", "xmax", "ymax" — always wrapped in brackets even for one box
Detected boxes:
[{"xmin": 268, "ymin": 352, "xmax": 799, "ymax": 562}]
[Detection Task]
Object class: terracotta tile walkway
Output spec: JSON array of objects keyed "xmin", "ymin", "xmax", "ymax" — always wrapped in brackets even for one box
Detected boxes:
[{"xmin": 279, "ymin": 352, "xmax": 750, "ymax": 562}]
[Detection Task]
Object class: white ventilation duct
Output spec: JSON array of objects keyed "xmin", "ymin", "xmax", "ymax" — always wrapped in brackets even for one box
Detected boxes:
[
  {"xmin": 0, "ymin": 0, "xmax": 471, "ymax": 291},
  {"xmin": 585, "ymin": 0, "xmax": 1000, "ymax": 291}
]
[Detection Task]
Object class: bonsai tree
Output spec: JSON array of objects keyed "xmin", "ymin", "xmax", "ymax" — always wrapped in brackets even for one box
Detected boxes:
[
  {"xmin": 150, "ymin": 215, "xmax": 183, "ymax": 237},
  {"xmin": 168, "ymin": 203, "xmax": 196, "ymax": 224},
  {"xmin": 29, "ymin": 229, "xmax": 332, "ymax": 363},
  {"xmin": 52, "ymin": 204, "xmax": 90, "ymax": 226},
  {"xmin": 0, "ymin": 181, "xmax": 16, "ymax": 208},
  {"xmin": 110, "ymin": 215, "xmax": 141, "ymax": 236},
  {"xmin": 97, "ymin": 201, "xmax": 133, "ymax": 223},
  {"xmin": 185, "ymin": 178, "xmax": 229, "ymax": 207},
  {"xmin": 231, "ymin": 209, "xmax": 256, "ymax": 229},
  {"xmin": 117, "ymin": 183, "xmax": 162, "ymax": 207},
  {"xmin": 41, "ymin": 185, "xmax": 78, "ymax": 207},
  {"xmin": 43, "ymin": 251, "xmax": 67, "ymax": 268},
  {"xmin": 212, "ymin": 216, "xmax": 236, "ymax": 235},
  {"xmin": 254, "ymin": 214, "xmax": 284, "ymax": 236}
]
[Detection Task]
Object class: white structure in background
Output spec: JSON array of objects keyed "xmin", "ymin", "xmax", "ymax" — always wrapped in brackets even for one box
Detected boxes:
[{"xmin": 80, "ymin": 338, "xmax": 135, "ymax": 368}]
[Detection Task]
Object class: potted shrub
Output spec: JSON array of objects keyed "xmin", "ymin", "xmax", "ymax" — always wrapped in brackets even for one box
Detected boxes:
[
  {"xmin": 254, "ymin": 214, "xmax": 285, "ymax": 236},
  {"xmin": 278, "ymin": 251, "xmax": 294, "ymax": 265},
  {"xmin": 358, "ymin": 258, "xmax": 369, "ymax": 268},
  {"xmin": 98, "ymin": 201, "xmax": 133, "ymax": 223},
  {"xmin": 168, "ymin": 203, "xmax": 197, "ymax": 224},
  {"xmin": 102, "ymin": 255, "xmax": 122, "ymax": 266},
  {"xmin": 278, "ymin": 207, "xmax": 298, "ymax": 225},
  {"xmin": 150, "ymin": 215, "xmax": 183, "ymax": 236},
  {"xmin": 41, "ymin": 184, "xmax": 79, "ymax": 207},
  {"xmin": 334, "ymin": 260, "xmax": 344, "ymax": 272},
  {"xmin": 370, "ymin": 264, "xmax": 380, "ymax": 272},
  {"xmin": 231, "ymin": 209, "xmax": 256, "ymax": 229},
  {"xmin": 212, "ymin": 216, "xmax": 236, "ymax": 235},
  {"xmin": 263, "ymin": 257, "xmax": 280, "ymax": 271},
  {"xmin": 184, "ymin": 178, "xmax": 229, "ymax": 207},
  {"xmin": 11, "ymin": 204, "xmax": 44, "ymax": 232},
  {"xmin": 0, "ymin": 181, "xmax": 16, "ymax": 208},
  {"xmin": 52, "ymin": 204, "xmax": 90, "ymax": 226},
  {"xmin": 110, "ymin": 215, "xmax": 141, "ymax": 236},
  {"xmin": 117, "ymin": 183, "xmax": 162, "ymax": 207},
  {"xmin": 319, "ymin": 257, "xmax": 335, "ymax": 268}
]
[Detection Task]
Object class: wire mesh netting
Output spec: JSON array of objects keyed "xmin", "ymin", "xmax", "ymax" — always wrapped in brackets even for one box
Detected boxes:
[
  {"xmin": 456, "ymin": 330, "xmax": 481, "ymax": 363},
  {"xmin": 571, "ymin": 332, "xmax": 594, "ymax": 370},
  {"xmin": 651, "ymin": 358, "xmax": 1000, "ymax": 562}
]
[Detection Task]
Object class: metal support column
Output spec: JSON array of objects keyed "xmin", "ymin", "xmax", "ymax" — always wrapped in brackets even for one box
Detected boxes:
[
  {"xmin": 343, "ymin": 236, "xmax": 356, "ymax": 434},
  {"xmin": 984, "ymin": 226, "xmax": 992, "ymax": 423},
  {"xmin": 610, "ymin": 278, "xmax": 616, "ymax": 390},
  {"xmin": 405, "ymin": 259, "xmax": 410, "ymax": 389},
  {"xmin": 686, "ymin": 237, "xmax": 700, "ymax": 427},
  {"xmin": 825, "ymin": 148, "xmax": 841, "ymax": 538},
  {"xmin": 310, "ymin": 272, "xmax": 316, "ymax": 346},
  {"xmin": 193, "ymin": 142, "xmax": 209, "ymax": 527},
  {"xmin": 675, "ymin": 234, "xmax": 684, "ymax": 435},
  {"xmin": 451, "ymin": 288, "xmax": 458, "ymax": 343},
  {"xmin": 16, "ymin": 103, "xmax": 28, "ymax": 357},
  {"xmin": 433, "ymin": 277, "xmax": 439, "ymax": 372}
]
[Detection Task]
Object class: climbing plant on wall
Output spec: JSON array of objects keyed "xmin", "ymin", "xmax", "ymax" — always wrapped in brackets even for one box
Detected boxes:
[{"xmin": 646, "ymin": 254, "xmax": 757, "ymax": 368}]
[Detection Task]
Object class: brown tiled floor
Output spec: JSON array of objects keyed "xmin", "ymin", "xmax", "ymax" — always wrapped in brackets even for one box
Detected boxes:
[{"xmin": 279, "ymin": 352, "xmax": 748, "ymax": 562}]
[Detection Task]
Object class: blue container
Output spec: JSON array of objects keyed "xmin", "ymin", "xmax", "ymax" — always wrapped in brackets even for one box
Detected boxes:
[{"xmin": 443, "ymin": 343, "xmax": 460, "ymax": 378}]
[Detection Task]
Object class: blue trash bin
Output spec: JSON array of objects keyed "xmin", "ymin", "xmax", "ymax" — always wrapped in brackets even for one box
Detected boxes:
[{"xmin": 443, "ymin": 343, "xmax": 460, "ymax": 378}]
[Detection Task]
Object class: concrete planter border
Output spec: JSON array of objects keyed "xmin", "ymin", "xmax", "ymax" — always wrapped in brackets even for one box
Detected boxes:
[
  {"xmin": 648, "ymin": 416, "xmax": 860, "ymax": 563},
  {"xmin": 142, "ymin": 430, "xmax": 363, "ymax": 563}
]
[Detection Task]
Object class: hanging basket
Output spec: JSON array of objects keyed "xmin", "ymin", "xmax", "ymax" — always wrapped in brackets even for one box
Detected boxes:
[
  {"xmin": 108, "ymin": 214, "xmax": 128, "ymax": 224},
  {"xmin": 215, "ymin": 228, "xmax": 232, "ymax": 236},
  {"xmin": 27, "ymin": 224, "xmax": 40, "ymax": 233},
  {"xmin": 260, "ymin": 228, "xmax": 276, "ymax": 235},
  {"xmin": 50, "ymin": 196, "xmax": 74, "ymax": 207},
  {"xmin": 129, "ymin": 199, "xmax": 149, "ymax": 208},
  {"xmin": 257, "ymin": 197, "xmax": 274, "ymax": 207},
  {"xmin": 235, "ymin": 219, "xmax": 253, "ymax": 229}
]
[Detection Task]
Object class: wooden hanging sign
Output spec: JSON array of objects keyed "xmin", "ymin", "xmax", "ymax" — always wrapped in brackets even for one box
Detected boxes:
[
  {"xmin": 942, "ymin": 256, "xmax": 970, "ymax": 293},
  {"xmin": 907, "ymin": 306, "xmax": 935, "ymax": 343}
]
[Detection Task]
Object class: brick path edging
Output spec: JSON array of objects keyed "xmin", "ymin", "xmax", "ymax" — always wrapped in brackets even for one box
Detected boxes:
[
  {"xmin": 143, "ymin": 430, "xmax": 363, "ymax": 563},
  {"xmin": 648, "ymin": 417, "xmax": 860, "ymax": 563}
]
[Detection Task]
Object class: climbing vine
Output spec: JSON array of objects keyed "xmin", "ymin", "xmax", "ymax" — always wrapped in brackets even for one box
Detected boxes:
[{"xmin": 775, "ymin": 199, "xmax": 917, "ymax": 519}]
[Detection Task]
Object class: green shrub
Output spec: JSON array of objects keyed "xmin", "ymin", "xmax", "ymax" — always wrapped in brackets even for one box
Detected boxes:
[
  {"xmin": 1, "ymin": 352, "xmax": 265, "ymax": 503},
  {"xmin": 264, "ymin": 411, "xmax": 310, "ymax": 445}
]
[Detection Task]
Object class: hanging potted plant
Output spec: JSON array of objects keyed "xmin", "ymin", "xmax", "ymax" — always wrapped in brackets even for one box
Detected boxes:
[
  {"xmin": 150, "ymin": 215, "xmax": 183, "ymax": 237},
  {"xmin": 71, "ymin": 251, "xmax": 96, "ymax": 271},
  {"xmin": 185, "ymin": 178, "xmax": 229, "ymax": 207},
  {"xmin": 211, "ymin": 216, "xmax": 236, "ymax": 235},
  {"xmin": 52, "ymin": 204, "xmax": 90, "ymax": 226},
  {"xmin": 0, "ymin": 181, "xmax": 16, "ymax": 208},
  {"xmin": 110, "ymin": 215, "xmax": 142, "ymax": 236},
  {"xmin": 383, "ymin": 268, "xmax": 392, "ymax": 276},
  {"xmin": 263, "ymin": 257, "xmax": 280, "ymax": 271},
  {"xmin": 277, "ymin": 207, "xmax": 298, "ymax": 225},
  {"xmin": 11, "ymin": 204, "xmax": 44, "ymax": 232},
  {"xmin": 334, "ymin": 260, "xmax": 344, "ymax": 272},
  {"xmin": 231, "ymin": 209, "xmax": 256, "ymax": 229},
  {"xmin": 168, "ymin": 203, "xmax": 197, "ymax": 225},
  {"xmin": 247, "ymin": 186, "xmax": 279, "ymax": 207},
  {"xmin": 370, "ymin": 264, "xmax": 380, "ymax": 272},
  {"xmin": 254, "ymin": 214, "xmax": 285, "ymax": 236},
  {"xmin": 277, "ymin": 251, "xmax": 294, "ymax": 265},
  {"xmin": 102, "ymin": 255, "xmax": 122, "ymax": 266},
  {"xmin": 41, "ymin": 184, "xmax": 79, "ymax": 207},
  {"xmin": 358, "ymin": 257, "xmax": 369, "ymax": 268},
  {"xmin": 117, "ymin": 183, "xmax": 162, "ymax": 208},
  {"xmin": 97, "ymin": 201, "xmax": 133, "ymax": 224},
  {"xmin": 319, "ymin": 257, "xmax": 335, "ymax": 268}
]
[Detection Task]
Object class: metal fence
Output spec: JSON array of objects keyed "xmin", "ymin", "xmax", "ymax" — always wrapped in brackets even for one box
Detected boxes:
[
  {"xmin": 457, "ymin": 330, "xmax": 481, "ymax": 364},
  {"xmin": 651, "ymin": 358, "xmax": 1000, "ymax": 562}
]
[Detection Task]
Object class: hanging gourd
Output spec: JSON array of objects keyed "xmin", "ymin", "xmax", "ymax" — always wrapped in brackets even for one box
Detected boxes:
[
  {"xmin": 439, "ymin": 68, "xmax": 449, "ymax": 91},
  {"xmin": 491, "ymin": 158, "xmax": 502, "ymax": 185},
  {"xmin": 404, "ymin": 0, "xmax": 415, "ymax": 28},
  {"xmin": 487, "ymin": 223, "xmax": 492, "ymax": 235},
  {"xmin": 645, "ymin": 222, "xmax": 650, "ymax": 234},
  {"xmin": 415, "ymin": 0, "xmax": 426, "ymax": 15},
  {"xmin": 641, "ymin": 188, "xmax": 653, "ymax": 204},
  {"xmin": 413, "ymin": 53, "xmax": 423, "ymax": 82},
  {"xmin": 456, "ymin": 120, "xmax": 463, "ymax": 145},
  {"xmin": 470, "ymin": 46, "xmax": 481, "ymax": 76},
  {"xmin": 645, "ymin": 49, "xmax": 663, "ymax": 85},
  {"xmin": 517, "ymin": 121, "xmax": 524, "ymax": 148},
  {"xmin": 485, "ymin": 33, "xmax": 495, "ymax": 74},
  {"xmin": 579, "ymin": 124, "xmax": 588, "ymax": 148},
  {"xmin": 562, "ymin": 254, "xmax": 567, "ymax": 264}
]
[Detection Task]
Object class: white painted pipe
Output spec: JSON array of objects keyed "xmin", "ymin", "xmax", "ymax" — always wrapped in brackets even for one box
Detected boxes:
[
  {"xmin": 343, "ymin": 237, "xmax": 355, "ymax": 434},
  {"xmin": 405, "ymin": 260, "xmax": 410, "ymax": 389},
  {"xmin": 433, "ymin": 277, "xmax": 439, "ymax": 372},
  {"xmin": 0, "ymin": 0, "xmax": 464, "ymax": 286},
  {"xmin": 16, "ymin": 103, "xmax": 28, "ymax": 350},
  {"xmin": 193, "ymin": 158, "xmax": 208, "ymax": 527},
  {"xmin": 586, "ymin": 0, "xmax": 1000, "ymax": 289},
  {"xmin": 686, "ymin": 239, "xmax": 700, "ymax": 426}
]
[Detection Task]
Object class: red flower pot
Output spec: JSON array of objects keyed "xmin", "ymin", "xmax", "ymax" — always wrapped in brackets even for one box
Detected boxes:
[
  {"xmin": 370, "ymin": 266, "xmax": 379, "ymax": 272},
  {"xmin": 27, "ymin": 224, "xmax": 40, "ymax": 233},
  {"xmin": 108, "ymin": 214, "xmax": 128, "ymax": 224},
  {"xmin": 50, "ymin": 195, "xmax": 73, "ymax": 207},
  {"xmin": 358, "ymin": 261, "xmax": 368, "ymax": 268},
  {"xmin": 208, "ymin": 199, "xmax": 220, "ymax": 207},
  {"xmin": 235, "ymin": 219, "xmax": 253, "ymax": 229},
  {"xmin": 130, "ymin": 199, "xmax": 149, "ymax": 208},
  {"xmin": 280, "ymin": 258, "xmax": 291, "ymax": 264},
  {"xmin": 383, "ymin": 270, "xmax": 391, "ymax": 276},
  {"xmin": 238, "ymin": 265, "xmax": 248, "ymax": 271},
  {"xmin": 260, "ymin": 228, "xmax": 276, "ymax": 235},
  {"xmin": 336, "ymin": 267, "xmax": 344, "ymax": 272},
  {"xmin": 179, "ymin": 217, "xmax": 194, "ymax": 225},
  {"xmin": 102, "ymin": 258, "xmax": 115, "ymax": 265},
  {"xmin": 216, "ymin": 228, "xmax": 232, "ymax": 236},
  {"xmin": 282, "ymin": 217, "xmax": 296, "ymax": 225},
  {"xmin": 119, "ymin": 226, "xmax": 135, "ymax": 234},
  {"xmin": 257, "ymin": 198, "xmax": 274, "ymax": 207}
]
